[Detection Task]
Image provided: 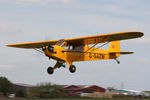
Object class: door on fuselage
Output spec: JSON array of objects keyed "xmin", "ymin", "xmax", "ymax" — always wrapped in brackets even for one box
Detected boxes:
[{"xmin": 66, "ymin": 45, "xmax": 85, "ymax": 62}]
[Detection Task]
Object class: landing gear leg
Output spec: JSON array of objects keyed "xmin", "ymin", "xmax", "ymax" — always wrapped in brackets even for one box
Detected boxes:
[
  {"xmin": 114, "ymin": 58, "xmax": 120, "ymax": 64},
  {"xmin": 47, "ymin": 61, "xmax": 63, "ymax": 75}
]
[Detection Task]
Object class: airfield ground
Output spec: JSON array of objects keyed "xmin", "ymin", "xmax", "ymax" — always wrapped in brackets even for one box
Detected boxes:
[{"xmin": 0, "ymin": 98, "xmax": 150, "ymax": 100}]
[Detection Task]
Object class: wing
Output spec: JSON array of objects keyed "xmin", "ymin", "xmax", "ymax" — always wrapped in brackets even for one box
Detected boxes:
[
  {"xmin": 65, "ymin": 31, "xmax": 143, "ymax": 46},
  {"xmin": 7, "ymin": 40, "xmax": 59, "ymax": 48},
  {"xmin": 7, "ymin": 31, "xmax": 143, "ymax": 49}
]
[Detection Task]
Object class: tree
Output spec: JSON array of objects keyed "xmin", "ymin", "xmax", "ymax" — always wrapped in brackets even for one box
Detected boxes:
[
  {"xmin": 28, "ymin": 82, "xmax": 65, "ymax": 98},
  {"xmin": 0, "ymin": 77, "xmax": 12, "ymax": 96},
  {"xmin": 16, "ymin": 89, "xmax": 26, "ymax": 97}
]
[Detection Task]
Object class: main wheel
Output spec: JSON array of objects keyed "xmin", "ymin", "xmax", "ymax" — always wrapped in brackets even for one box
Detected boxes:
[
  {"xmin": 69, "ymin": 65, "xmax": 76, "ymax": 73},
  {"xmin": 47, "ymin": 67, "xmax": 54, "ymax": 74}
]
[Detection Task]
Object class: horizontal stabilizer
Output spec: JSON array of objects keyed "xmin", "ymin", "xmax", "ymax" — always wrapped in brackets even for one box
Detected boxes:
[{"xmin": 109, "ymin": 52, "xmax": 134, "ymax": 55}]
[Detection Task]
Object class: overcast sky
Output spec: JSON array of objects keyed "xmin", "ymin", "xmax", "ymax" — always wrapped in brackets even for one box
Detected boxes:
[{"xmin": 0, "ymin": 0, "xmax": 150, "ymax": 91}]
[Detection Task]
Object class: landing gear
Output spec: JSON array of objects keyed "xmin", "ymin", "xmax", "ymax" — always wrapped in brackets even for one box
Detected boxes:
[
  {"xmin": 47, "ymin": 61, "xmax": 75, "ymax": 74},
  {"xmin": 47, "ymin": 67, "xmax": 54, "ymax": 74},
  {"xmin": 47, "ymin": 61, "xmax": 65, "ymax": 75},
  {"xmin": 69, "ymin": 65, "xmax": 76, "ymax": 73}
]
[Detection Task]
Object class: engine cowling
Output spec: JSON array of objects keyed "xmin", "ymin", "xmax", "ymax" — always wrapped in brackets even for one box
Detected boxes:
[{"xmin": 47, "ymin": 45, "xmax": 54, "ymax": 53}]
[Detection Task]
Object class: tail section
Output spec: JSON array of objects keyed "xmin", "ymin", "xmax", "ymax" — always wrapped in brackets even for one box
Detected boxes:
[
  {"xmin": 108, "ymin": 41, "xmax": 121, "ymax": 53},
  {"xmin": 108, "ymin": 41, "xmax": 121, "ymax": 58},
  {"xmin": 108, "ymin": 41, "xmax": 134, "ymax": 58}
]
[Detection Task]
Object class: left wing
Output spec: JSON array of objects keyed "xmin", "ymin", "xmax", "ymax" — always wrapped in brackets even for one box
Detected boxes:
[
  {"xmin": 7, "ymin": 31, "xmax": 143, "ymax": 49},
  {"xmin": 7, "ymin": 40, "xmax": 59, "ymax": 49}
]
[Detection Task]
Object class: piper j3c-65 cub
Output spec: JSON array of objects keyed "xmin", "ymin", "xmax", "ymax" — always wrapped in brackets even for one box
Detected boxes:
[{"xmin": 7, "ymin": 31, "xmax": 144, "ymax": 75}]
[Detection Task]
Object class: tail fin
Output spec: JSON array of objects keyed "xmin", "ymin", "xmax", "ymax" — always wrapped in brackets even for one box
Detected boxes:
[
  {"xmin": 108, "ymin": 41, "xmax": 121, "ymax": 52},
  {"xmin": 108, "ymin": 41, "xmax": 121, "ymax": 58},
  {"xmin": 108, "ymin": 41, "xmax": 134, "ymax": 58}
]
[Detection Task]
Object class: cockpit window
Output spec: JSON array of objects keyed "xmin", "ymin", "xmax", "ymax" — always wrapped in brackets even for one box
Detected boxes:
[
  {"xmin": 73, "ymin": 46, "xmax": 83, "ymax": 51},
  {"xmin": 66, "ymin": 46, "xmax": 83, "ymax": 51}
]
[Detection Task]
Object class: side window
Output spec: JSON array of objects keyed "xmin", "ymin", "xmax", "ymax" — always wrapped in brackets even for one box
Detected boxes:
[
  {"xmin": 73, "ymin": 46, "xmax": 83, "ymax": 51},
  {"xmin": 67, "ymin": 46, "xmax": 73, "ymax": 50},
  {"xmin": 70, "ymin": 46, "xmax": 73, "ymax": 50},
  {"xmin": 64, "ymin": 46, "xmax": 69, "ymax": 50},
  {"xmin": 66, "ymin": 46, "xmax": 83, "ymax": 51}
]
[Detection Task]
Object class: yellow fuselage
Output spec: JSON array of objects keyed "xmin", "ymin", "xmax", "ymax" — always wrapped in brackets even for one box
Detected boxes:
[{"xmin": 45, "ymin": 45, "xmax": 120, "ymax": 67}]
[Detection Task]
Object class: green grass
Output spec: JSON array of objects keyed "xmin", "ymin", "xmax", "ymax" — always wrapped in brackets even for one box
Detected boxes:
[{"xmin": 0, "ymin": 98, "xmax": 150, "ymax": 100}]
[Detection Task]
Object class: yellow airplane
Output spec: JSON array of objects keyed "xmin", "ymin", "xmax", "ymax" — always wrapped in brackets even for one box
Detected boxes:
[{"xmin": 7, "ymin": 31, "xmax": 144, "ymax": 74}]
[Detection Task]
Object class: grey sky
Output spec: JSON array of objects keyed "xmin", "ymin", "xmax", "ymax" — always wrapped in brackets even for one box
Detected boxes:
[{"xmin": 0, "ymin": 0, "xmax": 150, "ymax": 91}]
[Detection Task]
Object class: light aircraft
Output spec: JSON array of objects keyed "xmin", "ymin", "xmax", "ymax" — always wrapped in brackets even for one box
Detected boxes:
[{"xmin": 7, "ymin": 31, "xmax": 144, "ymax": 74}]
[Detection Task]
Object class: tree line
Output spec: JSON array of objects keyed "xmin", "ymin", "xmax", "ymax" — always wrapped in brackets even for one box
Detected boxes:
[{"xmin": 0, "ymin": 77, "xmax": 65, "ymax": 98}]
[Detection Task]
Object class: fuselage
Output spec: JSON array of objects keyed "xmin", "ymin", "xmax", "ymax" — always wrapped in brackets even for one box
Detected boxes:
[{"xmin": 45, "ymin": 45, "xmax": 119, "ymax": 63}]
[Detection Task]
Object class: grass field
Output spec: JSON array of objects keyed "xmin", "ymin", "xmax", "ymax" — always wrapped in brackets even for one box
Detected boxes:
[{"xmin": 0, "ymin": 98, "xmax": 150, "ymax": 100}]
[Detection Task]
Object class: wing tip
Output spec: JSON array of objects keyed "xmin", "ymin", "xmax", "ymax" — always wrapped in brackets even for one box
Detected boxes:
[
  {"xmin": 6, "ymin": 44, "xmax": 17, "ymax": 47},
  {"xmin": 136, "ymin": 31, "xmax": 144, "ymax": 37},
  {"xmin": 6, "ymin": 44, "xmax": 12, "ymax": 47},
  {"xmin": 124, "ymin": 31, "xmax": 144, "ymax": 38}
]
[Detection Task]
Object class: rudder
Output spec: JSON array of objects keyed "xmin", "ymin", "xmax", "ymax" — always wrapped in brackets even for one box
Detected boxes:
[{"xmin": 108, "ymin": 41, "xmax": 121, "ymax": 57}]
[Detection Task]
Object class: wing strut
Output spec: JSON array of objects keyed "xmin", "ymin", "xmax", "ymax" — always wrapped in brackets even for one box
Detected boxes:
[
  {"xmin": 73, "ymin": 42, "xmax": 109, "ymax": 61},
  {"xmin": 34, "ymin": 48, "xmax": 44, "ymax": 54},
  {"xmin": 90, "ymin": 42, "xmax": 109, "ymax": 53},
  {"xmin": 84, "ymin": 43, "xmax": 98, "ymax": 53}
]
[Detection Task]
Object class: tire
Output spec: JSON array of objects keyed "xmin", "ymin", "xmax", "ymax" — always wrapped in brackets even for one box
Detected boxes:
[
  {"xmin": 47, "ymin": 67, "xmax": 54, "ymax": 74},
  {"xmin": 69, "ymin": 65, "xmax": 76, "ymax": 73}
]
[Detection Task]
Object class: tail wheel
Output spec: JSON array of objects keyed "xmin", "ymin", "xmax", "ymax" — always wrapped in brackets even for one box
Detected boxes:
[
  {"xmin": 69, "ymin": 65, "xmax": 76, "ymax": 73},
  {"xmin": 47, "ymin": 67, "xmax": 54, "ymax": 74}
]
